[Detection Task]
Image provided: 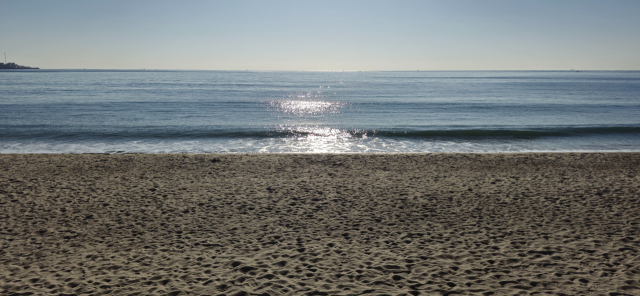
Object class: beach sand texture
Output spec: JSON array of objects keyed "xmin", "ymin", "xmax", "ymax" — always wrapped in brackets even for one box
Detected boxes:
[{"xmin": 1, "ymin": 153, "xmax": 639, "ymax": 296}]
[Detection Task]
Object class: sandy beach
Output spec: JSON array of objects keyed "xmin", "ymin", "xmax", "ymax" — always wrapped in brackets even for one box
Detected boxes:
[{"xmin": 1, "ymin": 153, "xmax": 639, "ymax": 296}]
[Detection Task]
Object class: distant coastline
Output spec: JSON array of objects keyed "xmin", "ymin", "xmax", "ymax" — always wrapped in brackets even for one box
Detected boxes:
[{"xmin": 0, "ymin": 62, "xmax": 39, "ymax": 69}]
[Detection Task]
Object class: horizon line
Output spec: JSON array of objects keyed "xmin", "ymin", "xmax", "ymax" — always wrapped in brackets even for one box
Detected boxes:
[{"xmin": 4, "ymin": 68, "xmax": 640, "ymax": 72}]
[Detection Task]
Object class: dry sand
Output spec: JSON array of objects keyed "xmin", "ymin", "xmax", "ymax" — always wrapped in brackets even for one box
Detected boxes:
[{"xmin": 1, "ymin": 153, "xmax": 639, "ymax": 296}]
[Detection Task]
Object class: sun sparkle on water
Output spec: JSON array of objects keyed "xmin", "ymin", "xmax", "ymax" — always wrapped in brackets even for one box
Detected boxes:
[
  {"xmin": 264, "ymin": 91, "xmax": 356, "ymax": 151},
  {"xmin": 267, "ymin": 92, "xmax": 347, "ymax": 115}
]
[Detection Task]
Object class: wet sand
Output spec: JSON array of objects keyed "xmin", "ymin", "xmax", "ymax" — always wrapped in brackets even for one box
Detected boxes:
[{"xmin": 1, "ymin": 153, "xmax": 639, "ymax": 296}]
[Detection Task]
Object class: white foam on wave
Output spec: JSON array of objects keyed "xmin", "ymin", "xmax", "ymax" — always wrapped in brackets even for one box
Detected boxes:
[{"xmin": 1, "ymin": 134, "xmax": 639, "ymax": 154}]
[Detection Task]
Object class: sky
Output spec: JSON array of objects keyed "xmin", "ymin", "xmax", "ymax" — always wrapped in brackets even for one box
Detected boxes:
[{"xmin": 2, "ymin": 0, "xmax": 639, "ymax": 70}]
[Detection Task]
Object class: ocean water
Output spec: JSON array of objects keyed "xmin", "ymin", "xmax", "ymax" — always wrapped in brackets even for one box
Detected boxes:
[{"xmin": 1, "ymin": 70, "xmax": 639, "ymax": 153}]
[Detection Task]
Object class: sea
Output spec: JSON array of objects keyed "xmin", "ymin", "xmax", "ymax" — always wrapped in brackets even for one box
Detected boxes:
[{"xmin": 1, "ymin": 70, "xmax": 639, "ymax": 154}]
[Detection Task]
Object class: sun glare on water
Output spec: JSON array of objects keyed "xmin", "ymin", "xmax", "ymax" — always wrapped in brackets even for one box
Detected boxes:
[
  {"xmin": 267, "ymin": 92, "xmax": 347, "ymax": 116},
  {"xmin": 272, "ymin": 126, "xmax": 361, "ymax": 153},
  {"xmin": 263, "ymin": 92, "xmax": 360, "ymax": 152},
  {"xmin": 278, "ymin": 126, "xmax": 360, "ymax": 153}
]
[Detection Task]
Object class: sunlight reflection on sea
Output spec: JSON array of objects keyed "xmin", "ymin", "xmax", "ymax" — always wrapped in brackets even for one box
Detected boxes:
[{"xmin": 265, "ymin": 91, "xmax": 348, "ymax": 116}]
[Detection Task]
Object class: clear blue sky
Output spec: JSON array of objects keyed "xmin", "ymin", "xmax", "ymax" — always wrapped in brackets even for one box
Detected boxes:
[{"xmin": 2, "ymin": 0, "xmax": 639, "ymax": 70}]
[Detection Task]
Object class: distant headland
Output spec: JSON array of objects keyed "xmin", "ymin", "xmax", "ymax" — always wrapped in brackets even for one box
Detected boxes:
[{"xmin": 0, "ymin": 62, "xmax": 39, "ymax": 69}]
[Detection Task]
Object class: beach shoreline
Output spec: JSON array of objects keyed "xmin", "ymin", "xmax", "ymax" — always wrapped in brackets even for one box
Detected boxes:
[{"xmin": 1, "ymin": 153, "xmax": 639, "ymax": 295}]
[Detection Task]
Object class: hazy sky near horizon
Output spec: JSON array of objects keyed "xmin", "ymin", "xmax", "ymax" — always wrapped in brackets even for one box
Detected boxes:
[{"xmin": 2, "ymin": 0, "xmax": 639, "ymax": 70}]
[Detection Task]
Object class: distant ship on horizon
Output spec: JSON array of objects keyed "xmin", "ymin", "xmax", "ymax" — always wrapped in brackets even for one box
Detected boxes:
[{"xmin": 0, "ymin": 62, "xmax": 39, "ymax": 69}]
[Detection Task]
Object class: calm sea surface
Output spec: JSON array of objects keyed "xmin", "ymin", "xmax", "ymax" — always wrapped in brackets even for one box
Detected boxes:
[{"xmin": 1, "ymin": 70, "xmax": 639, "ymax": 153}]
